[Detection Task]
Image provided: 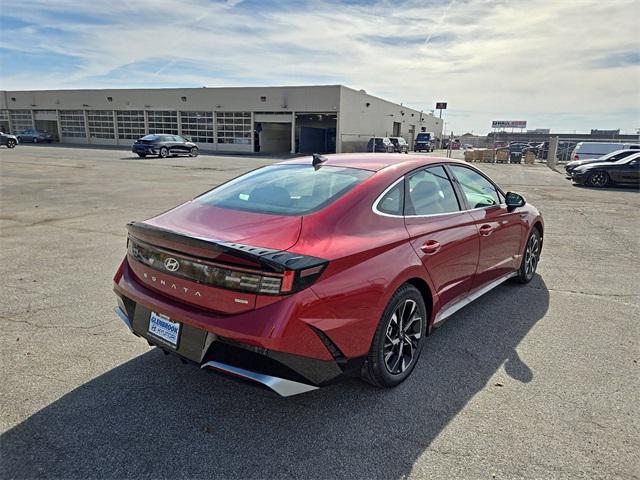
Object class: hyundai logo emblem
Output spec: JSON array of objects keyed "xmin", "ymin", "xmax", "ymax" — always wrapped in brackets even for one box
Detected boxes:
[{"xmin": 164, "ymin": 257, "xmax": 180, "ymax": 272}]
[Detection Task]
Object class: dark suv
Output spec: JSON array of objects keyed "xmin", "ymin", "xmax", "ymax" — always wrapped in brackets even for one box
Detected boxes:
[
  {"xmin": 414, "ymin": 133, "xmax": 434, "ymax": 152},
  {"xmin": 367, "ymin": 137, "xmax": 394, "ymax": 153},
  {"xmin": 389, "ymin": 137, "xmax": 409, "ymax": 153},
  {"xmin": 132, "ymin": 134, "xmax": 199, "ymax": 158}
]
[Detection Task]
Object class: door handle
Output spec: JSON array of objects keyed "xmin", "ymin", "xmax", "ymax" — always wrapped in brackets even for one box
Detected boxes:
[
  {"xmin": 479, "ymin": 224, "xmax": 494, "ymax": 236},
  {"xmin": 421, "ymin": 240, "xmax": 441, "ymax": 255}
]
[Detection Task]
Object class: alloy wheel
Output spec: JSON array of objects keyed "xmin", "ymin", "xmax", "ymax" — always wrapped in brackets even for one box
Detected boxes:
[
  {"xmin": 589, "ymin": 172, "xmax": 608, "ymax": 187},
  {"xmin": 524, "ymin": 234, "xmax": 540, "ymax": 278},
  {"xmin": 383, "ymin": 299, "xmax": 423, "ymax": 375}
]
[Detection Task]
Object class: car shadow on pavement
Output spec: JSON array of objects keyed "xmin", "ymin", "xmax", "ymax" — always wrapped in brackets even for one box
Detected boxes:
[{"xmin": 1, "ymin": 276, "xmax": 549, "ymax": 480}]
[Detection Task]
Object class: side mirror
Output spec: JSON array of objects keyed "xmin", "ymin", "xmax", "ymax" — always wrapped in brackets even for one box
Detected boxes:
[{"xmin": 505, "ymin": 191, "xmax": 526, "ymax": 210}]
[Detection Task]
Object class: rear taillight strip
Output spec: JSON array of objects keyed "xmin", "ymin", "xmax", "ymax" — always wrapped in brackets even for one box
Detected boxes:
[
  {"xmin": 128, "ymin": 237, "xmax": 283, "ymax": 295},
  {"xmin": 127, "ymin": 234, "xmax": 329, "ymax": 295}
]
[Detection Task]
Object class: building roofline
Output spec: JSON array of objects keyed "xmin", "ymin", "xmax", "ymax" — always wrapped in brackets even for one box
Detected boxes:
[{"xmin": 0, "ymin": 85, "xmax": 346, "ymax": 94}]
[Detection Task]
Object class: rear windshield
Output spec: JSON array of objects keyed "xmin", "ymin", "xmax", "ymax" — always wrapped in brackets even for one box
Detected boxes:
[
  {"xmin": 197, "ymin": 164, "xmax": 373, "ymax": 215},
  {"xmin": 141, "ymin": 134, "xmax": 161, "ymax": 141},
  {"xmin": 416, "ymin": 133, "xmax": 431, "ymax": 141}
]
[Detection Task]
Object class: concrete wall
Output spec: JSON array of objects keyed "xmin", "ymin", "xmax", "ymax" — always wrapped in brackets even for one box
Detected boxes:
[
  {"xmin": 338, "ymin": 86, "xmax": 443, "ymax": 153},
  {"xmin": 0, "ymin": 86, "xmax": 340, "ymax": 113}
]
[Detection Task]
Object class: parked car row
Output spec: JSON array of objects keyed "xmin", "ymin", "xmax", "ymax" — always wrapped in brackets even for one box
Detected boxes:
[
  {"xmin": 566, "ymin": 150, "xmax": 640, "ymax": 187},
  {"xmin": 367, "ymin": 137, "xmax": 412, "ymax": 154},
  {"xmin": 0, "ymin": 129, "xmax": 54, "ymax": 148}
]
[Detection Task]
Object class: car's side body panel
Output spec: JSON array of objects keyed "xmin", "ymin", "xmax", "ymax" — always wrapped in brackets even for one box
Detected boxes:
[
  {"xmin": 405, "ymin": 212, "xmax": 479, "ymax": 310},
  {"xmin": 467, "ymin": 206, "xmax": 523, "ymax": 288}
]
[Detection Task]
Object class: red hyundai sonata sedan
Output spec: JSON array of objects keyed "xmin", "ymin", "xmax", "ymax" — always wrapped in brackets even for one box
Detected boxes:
[{"xmin": 113, "ymin": 154, "xmax": 543, "ymax": 396}]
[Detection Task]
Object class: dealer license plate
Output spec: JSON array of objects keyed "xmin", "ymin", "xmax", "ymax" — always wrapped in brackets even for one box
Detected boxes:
[{"xmin": 148, "ymin": 311, "xmax": 180, "ymax": 347}]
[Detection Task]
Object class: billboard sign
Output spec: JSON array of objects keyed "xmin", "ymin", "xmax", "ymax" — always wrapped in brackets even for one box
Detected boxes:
[
  {"xmin": 492, "ymin": 120, "xmax": 527, "ymax": 129},
  {"xmin": 436, "ymin": 102, "xmax": 447, "ymax": 110}
]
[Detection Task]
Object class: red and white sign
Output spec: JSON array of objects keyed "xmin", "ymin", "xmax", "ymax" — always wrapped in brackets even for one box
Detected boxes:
[{"xmin": 492, "ymin": 120, "xmax": 527, "ymax": 129}]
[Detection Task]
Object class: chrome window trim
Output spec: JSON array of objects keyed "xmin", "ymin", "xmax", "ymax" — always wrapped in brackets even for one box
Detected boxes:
[
  {"xmin": 372, "ymin": 167, "xmax": 507, "ymax": 219},
  {"xmin": 371, "ymin": 176, "xmax": 405, "ymax": 218}
]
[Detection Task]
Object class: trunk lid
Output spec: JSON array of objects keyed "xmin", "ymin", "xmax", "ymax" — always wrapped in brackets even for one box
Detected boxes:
[
  {"xmin": 147, "ymin": 201, "xmax": 302, "ymax": 251},
  {"xmin": 126, "ymin": 201, "xmax": 305, "ymax": 314}
]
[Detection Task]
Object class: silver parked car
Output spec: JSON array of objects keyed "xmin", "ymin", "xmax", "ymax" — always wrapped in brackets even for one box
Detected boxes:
[
  {"xmin": 16, "ymin": 129, "xmax": 54, "ymax": 143},
  {"xmin": 0, "ymin": 132, "xmax": 18, "ymax": 148}
]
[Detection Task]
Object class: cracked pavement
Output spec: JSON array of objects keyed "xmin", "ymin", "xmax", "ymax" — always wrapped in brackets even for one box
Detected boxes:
[{"xmin": 1, "ymin": 145, "xmax": 639, "ymax": 479}]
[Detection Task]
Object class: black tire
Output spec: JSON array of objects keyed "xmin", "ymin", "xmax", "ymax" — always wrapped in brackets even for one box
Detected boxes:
[
  {"xmin": 16, "ymin": 137, "xmax": 22, "ymax": 143},
  {"xmin": 33, "ymin": 137, "xmax": 38, "ymax": 143},
  {"xmin": 6, "ymin": 140, "xmax": 16, "ymax": 148},
  {"xmin": 515, "ymin": 229, "xmax": 541, "ymax": 283},
  {"xmin": 137, "ymin": 153, "xmax": 146, "ymax": 158},
  {"xmin": 159, "ymin": 147, "xmax": 169, "ymax": 158},
  {"xmin": 189, "ymin": 147, "xmax": 199, "ymax": 157},
  {"xmin": 363, "ymin": 284, "xmax": 427, "ymax": 388},
  {"xmin": 587, "ymin": 171, "xmax": 609, "ymax": 188}
]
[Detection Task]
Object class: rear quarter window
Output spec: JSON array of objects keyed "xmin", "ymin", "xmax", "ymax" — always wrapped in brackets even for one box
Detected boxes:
[{"xmin": 376, "ymin": 180, "xmax": 404, "ymax": 216}]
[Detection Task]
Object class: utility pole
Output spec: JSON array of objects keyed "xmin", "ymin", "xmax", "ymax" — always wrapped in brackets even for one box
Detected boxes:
[{"xmin": 435, "ymin": 102, "xmax": 447, "ymax": 149}]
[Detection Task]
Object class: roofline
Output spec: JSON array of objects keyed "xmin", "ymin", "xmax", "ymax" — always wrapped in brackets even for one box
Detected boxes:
[
  {"xmin": 0, "ymin": 85, "xmax": 346, "ymax": 94},
  {"xmin": 339, "ymin": 85, "xmax": 432, "ymax": 116}
]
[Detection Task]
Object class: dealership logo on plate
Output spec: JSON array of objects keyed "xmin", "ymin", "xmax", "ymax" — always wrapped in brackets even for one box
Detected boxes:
[{"xmin": 164, "ymin": 257, "xmax": 180, "ymax": 272}]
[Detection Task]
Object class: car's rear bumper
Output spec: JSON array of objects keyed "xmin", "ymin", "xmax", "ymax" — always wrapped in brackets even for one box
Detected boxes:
[{"xmin": 113, "ymin": 259, "xmax": 364, "ymax": 395}]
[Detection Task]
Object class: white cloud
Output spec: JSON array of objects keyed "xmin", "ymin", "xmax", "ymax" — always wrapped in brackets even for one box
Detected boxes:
[{"xmin": 1, "ymin": 0, "xmax": 639, "ymax": 133}]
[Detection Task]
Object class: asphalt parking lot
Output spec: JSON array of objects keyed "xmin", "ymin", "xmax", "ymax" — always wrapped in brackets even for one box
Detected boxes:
[{"xmin": 1, "ymin": 145, "xmax": 639, "ymax": 479}]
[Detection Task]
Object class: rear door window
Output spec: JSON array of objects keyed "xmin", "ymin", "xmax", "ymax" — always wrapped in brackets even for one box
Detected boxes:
[{"xmin": 405, "ymin": 166, "xmax": 460, "ymax": 215}]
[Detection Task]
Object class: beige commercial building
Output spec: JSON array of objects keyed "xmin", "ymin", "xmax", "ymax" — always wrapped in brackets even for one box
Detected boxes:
[{"xmin": 0, "ymin": 85, "xmax": 442, "ymax": 154}]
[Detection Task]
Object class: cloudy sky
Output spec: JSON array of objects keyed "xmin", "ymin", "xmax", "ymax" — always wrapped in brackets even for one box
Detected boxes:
[{"xmin": 1, "ymin": 0, "xmax": 638, "ymax": 134}]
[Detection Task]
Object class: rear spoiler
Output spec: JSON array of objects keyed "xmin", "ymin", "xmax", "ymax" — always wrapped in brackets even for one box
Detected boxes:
[{"xmin": 127, "ymin": 221, "xmax": 326, "ymax": 274}]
